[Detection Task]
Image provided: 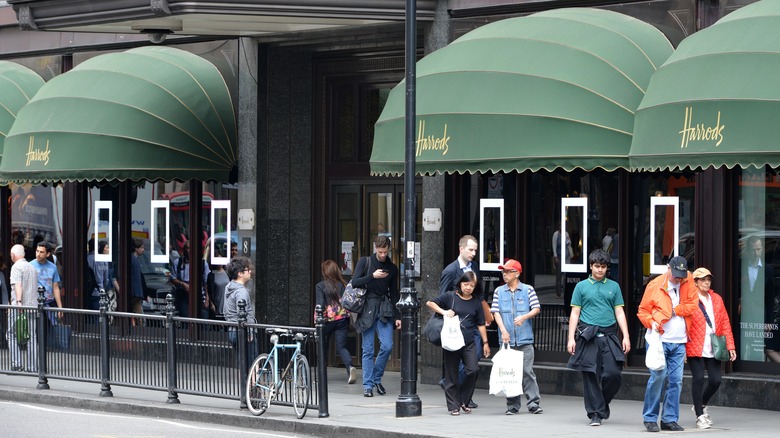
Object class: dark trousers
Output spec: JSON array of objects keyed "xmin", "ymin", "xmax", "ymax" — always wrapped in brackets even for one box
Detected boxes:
[
  {"xmin": 323, "ymin": 318, "xmax": 352, "ymax": 368},
  {"xmin": 581, "ymin": 336, "xmax": 623, "ymax": 419},
  {"xmin": 688, "ymin": 357, "xmax": 722, "ymax": 416},
  {"xmin": 442, "ymin": 342, "xmax": 479, "ymax": 411}
]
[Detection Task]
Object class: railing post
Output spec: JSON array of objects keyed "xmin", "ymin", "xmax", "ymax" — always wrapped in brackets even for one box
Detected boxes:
[
  {"xmin": 315, "ymin": 304, "xmax": 329, "ymax": 418},
  {"xmin": 36, "ymin": 286, "xmax": 49, "ymax": 390},
  {"xmin": 165, "ymin": 294, "xmax": 180, "ymax": 404},
  {"xmin": 237, "ymin": 299, "xmax": 248, "ymax": 409},
  {"xmin": 98, "ymin": 289, "xmax": 113, "ymax": 397}
]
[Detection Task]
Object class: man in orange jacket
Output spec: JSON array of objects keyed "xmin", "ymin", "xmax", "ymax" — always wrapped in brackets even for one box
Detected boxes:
[{"xmin": 637, "ymin": 256, "xmax": 698, "ymax": 432}]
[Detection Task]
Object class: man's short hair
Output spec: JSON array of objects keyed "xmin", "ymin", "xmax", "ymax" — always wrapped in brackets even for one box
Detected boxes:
[
  {"xmin": 36, "ymin": 241, "xmax": 51, "ymax": 253},
  {"xmin": 375, "ymin": 236, "xmax": 391, "ymax": 249},
  {"xmin": 588, "ymin": 249, "xmax": 610, "ymax": 266},
  {"xmin": 133, "ymin": 238, "xmax": 144, "ymax": 249},
  {"xmin": 459, "ymin": 235, "xmax": 477, "ymax": 249},
  {"xmin": 227, "ymin": 256, "xmax": 252, "ymax": 280}
]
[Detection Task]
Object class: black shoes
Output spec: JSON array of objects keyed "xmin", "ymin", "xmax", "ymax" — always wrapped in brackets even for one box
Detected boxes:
[
  {"xmin": 363, "ymin": 389, "xmax": 373, "ymax": 397},
  {"xmin": 505, "ymin": 407, "xmax": 519, "ymax": 415},
  {"xmin": 375, "ymin": 383, "xmax": 386, "ymax": 395},
  {"xmin": 466, "ymin": 400, "xmax": 478, "ymax": 409},
  {"xmin": 529, "ymin": 406, "xmax": 543, "ymax": 414},
  {"xmin": 644, "ymin": 422, "xmax": 660, "ymax": 432},
  {"xmin": 589, "ymin": 415, "xmax": 602, "ymax": 426},
  {"xmin": 660, "ymin": 422, "xmax": 684, "ymax": 431}
]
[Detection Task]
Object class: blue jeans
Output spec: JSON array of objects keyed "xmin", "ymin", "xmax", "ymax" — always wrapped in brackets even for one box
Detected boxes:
[
  {"xmin": 642, "ymin": 342, "xmax": 685, "ymax": 423},
  {"xmin": 361, "ymin": 318, "xmax": 393, "ymax": 390}
]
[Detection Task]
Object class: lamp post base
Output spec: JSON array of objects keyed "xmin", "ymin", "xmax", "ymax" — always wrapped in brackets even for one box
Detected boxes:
[{"xmin": 396, "ymin": 395, "xmax": 422, "ymax": 417}]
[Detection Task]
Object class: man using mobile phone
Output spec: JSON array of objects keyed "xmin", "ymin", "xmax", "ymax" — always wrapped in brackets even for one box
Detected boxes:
[{"xmin": 352, "ymin": 236, "xmax": 400, "ymax": 398}]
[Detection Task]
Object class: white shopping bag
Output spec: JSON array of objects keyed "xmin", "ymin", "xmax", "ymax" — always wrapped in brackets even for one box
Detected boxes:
[
  {"xmin": 644, "ymin": 329, "xmax": 666, "ymax": 371},
  {"xmin": 440, "ymin": 315, "xmax": 466, "ymax": 352},
  {"xmin": 489, "ymin": 344, "xmax": 524, "ymax": 397}
]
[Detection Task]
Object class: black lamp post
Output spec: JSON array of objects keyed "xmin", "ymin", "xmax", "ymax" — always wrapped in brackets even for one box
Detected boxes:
[{"xmin": 395, "ymin": 0, "xmax": 422, "ymax": 418}]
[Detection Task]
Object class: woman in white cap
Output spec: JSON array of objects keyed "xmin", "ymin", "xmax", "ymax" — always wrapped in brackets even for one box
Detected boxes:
[{"xmin": 684, "ymin": 267, "xmax": 736, "ymax": 429}]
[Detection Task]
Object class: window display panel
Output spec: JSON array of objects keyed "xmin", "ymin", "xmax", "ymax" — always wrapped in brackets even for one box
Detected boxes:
[
  {"xmin": 738, "ymin": 166, "xmax": 780, "ymax": 364},
  {"xmin": 10, "ymin": 183, "xmax": 63, "ymax": 261},
  {"xmin": 529, "ymin": 171, "xmax": 619, "ymax": 306}
]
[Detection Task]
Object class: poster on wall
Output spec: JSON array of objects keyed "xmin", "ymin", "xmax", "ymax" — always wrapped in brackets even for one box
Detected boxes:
[{"xmin": 341, "ymin": 242, "xmax": 354, "ymax": 275}]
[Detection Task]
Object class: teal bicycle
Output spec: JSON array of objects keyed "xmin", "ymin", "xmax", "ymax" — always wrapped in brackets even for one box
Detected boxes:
[{"xmin": 246, "ymin": 328, "xmax": 311, "ymax": 418}]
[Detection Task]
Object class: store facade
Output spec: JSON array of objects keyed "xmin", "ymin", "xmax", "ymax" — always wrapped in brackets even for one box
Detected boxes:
[{"xmin": 2, "ymin": 0, "xmax": 778, "ymax": 408}]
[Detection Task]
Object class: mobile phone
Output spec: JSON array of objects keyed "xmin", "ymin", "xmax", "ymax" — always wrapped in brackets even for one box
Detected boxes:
[{"xmin": 380, "ymin": 269, "xmax": 388, "ymax": 273}]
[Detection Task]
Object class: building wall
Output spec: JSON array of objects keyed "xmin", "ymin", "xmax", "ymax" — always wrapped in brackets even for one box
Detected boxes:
[{"xmin": 255, "ymin": 44, "xmax": 313, "ymax": 325}]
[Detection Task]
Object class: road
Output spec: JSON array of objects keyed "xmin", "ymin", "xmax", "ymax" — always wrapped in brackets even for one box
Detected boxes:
[{"xmin": 0, "ymin": 400, "xmax": 313, "ymax": 438}]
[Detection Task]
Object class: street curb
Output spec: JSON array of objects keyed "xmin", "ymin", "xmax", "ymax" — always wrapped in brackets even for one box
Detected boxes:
[{"xmin": 0, "ymin": 387, "xmax": 434, "ymax": 438}]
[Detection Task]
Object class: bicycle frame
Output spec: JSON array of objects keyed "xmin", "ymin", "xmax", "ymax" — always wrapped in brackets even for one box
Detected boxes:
[{"xmin": 262, "ymin": 338, "xmax": 303, "ymax": 397}]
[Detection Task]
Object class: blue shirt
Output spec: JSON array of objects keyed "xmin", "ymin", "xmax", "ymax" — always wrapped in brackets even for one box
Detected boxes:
[{"xmin": 29, "ymin": 259, "xmax": 61, "ymax": 302}]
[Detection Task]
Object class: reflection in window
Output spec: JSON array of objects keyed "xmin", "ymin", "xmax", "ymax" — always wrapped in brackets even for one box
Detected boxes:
[
  {"xmin": 10, "ymin": 183, "xmax": 62, "ymax": 260},
  {"xmin": 738, "ymin": 166, "xmax": 780, "ymax": 364}
]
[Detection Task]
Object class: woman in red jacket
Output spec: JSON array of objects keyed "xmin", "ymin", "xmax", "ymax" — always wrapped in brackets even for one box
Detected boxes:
[{"xmin": 685, "ymin": 268, "xmax": 737, "ymax": 429}]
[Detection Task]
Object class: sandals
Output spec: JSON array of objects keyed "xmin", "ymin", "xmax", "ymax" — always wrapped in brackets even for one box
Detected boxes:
[
  {"xmin": 461, "ymin": 404, "xmax": 472, "ymax": 414},
  {"xmin": 450, "ymin": 409, "xmax": 460, "ymax": 416}
]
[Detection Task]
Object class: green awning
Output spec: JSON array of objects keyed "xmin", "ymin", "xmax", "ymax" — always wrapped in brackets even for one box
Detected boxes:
[
  {"xmin": 0, "ymin": 62, "xmax": 45, "ymax": 161},
  {"xmin": 630, "ymin": 0, "xmax": 780, "ymax": 171},
  {"xmin": 371, "ymin": 8, "xmax": 673, "ymax": 176},
  {"xmin": 1, "ymin": 46, "xmax": 236, "ymax": 183}
]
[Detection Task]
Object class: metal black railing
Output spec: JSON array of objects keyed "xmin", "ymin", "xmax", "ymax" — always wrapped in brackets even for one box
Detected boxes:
[{"xmin": 0, "ymin": 289, "xmax": 330, "ymax": 417}]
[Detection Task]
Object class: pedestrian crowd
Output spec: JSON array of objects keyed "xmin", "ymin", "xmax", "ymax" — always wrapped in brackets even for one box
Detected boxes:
[{"xmin": 314, "ymin": 233, "xmax": 738, "ymax": 432}]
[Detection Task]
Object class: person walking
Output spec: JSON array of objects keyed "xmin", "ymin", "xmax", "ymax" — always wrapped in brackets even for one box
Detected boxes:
[
  {"xmin": 637, "ymin": 256, "xmax": 698, "ymax": 432},
  {"xmin": 566, "ymin": 249, "xmax": 630, "ymax": 426},
  {"xmin": 490, "ymin": 259, "xmax": 543, "ymax": 415},
  {"xmin": 352, "ymin": 236, "xmax": 400, "ymax": 397},
  {"xmin": 8, "ymin": 244, "xmax": 39, "ymax": 372},
  {"xmin": 315, "ymin": 259, "xmax": 358, "ymax": 385},
  {"xmin": 439, "ymin": 234, "xmax": 482, "ymax": 408},
  {"xmin": 427, "ymin": 271, "xmax": 490, "ymax": 415},
  {"xmin": 685, "ymin": 267, "xmax": 736, "ymax": 429}
]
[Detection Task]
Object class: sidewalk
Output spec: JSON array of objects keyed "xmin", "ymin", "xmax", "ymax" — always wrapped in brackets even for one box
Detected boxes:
[{"xmin": 0, "ymin": 368, "xmax": 776, "ymax": 437}]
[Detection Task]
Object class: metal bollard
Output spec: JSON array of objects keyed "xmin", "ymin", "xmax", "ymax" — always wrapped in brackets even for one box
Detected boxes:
[
  {"xmin": 98, "ymin": 289, "xmax": 113, "ymax": 397},
  {"xmin": 165, "ymin": 294, "xmax": 180, "ymax": 404},
  {"xmin": 315, "ymin": 304, "xmax": 329, "ymax": 417},
  {"xmin": 36, "ymin": 286, "xmax": 49, "ymax": 390},
  {"xmin": 237, "ymin": 299, "xmax": 248, "ymax": 409}
]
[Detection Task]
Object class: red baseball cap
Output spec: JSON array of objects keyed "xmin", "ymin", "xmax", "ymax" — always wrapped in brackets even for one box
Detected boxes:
[{"xmin": 498, "ymin": 259, "xmax": 522, "ymax": 273}]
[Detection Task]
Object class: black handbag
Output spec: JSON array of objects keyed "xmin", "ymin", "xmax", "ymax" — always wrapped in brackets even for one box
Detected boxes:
[
  {"xmin": 423, "ymin": 313, "xmax": 444, "ymax": 346},
  {"xmin": 423, "ymin": 294, "xmax": 456, "ymax": 346}
]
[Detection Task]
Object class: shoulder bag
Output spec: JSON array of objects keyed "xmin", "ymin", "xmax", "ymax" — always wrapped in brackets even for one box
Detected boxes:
[
  {"xmin": 15, "ymin": 311, "xmax": 30, "ymax": 345},
  {"xmin": 699, "ymin": 301, "xmax": 729, "ymax": 361},
  {"xmin": 341, "ymin": 257, "xmax": 370, "ymax": 313},
  {"xmin": 423, "ymin": 293, "xmax": 456, "ymax": 346}
]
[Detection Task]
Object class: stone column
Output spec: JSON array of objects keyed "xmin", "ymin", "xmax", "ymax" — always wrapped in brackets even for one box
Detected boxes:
[{"xmin": 419, "ymin": 0, "xmax": 452, "ymax": 386}]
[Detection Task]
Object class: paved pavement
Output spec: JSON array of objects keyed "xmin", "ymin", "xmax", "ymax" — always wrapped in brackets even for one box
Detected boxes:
[{"xmin": 0, "ymin": 368, "xmax": 776, "ymax": 437}]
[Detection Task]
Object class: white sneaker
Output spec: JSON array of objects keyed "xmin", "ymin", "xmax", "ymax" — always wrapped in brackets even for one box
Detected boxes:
[
  {"xmin": 696, "ymin": 415, "xmax": 711, "ymax": 429},
  {"xmin": 692, "ymin": 405, "xmax": 713, "ymax": 425},
  {"xmin": 348, "ymin": 366, "xmax": 358, "ymax": 384}
]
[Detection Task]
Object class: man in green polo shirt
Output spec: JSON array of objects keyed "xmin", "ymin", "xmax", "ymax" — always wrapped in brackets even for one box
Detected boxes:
[{"xmin": 566, "ymin": 249, "xmax": 631, "ymax": 427}]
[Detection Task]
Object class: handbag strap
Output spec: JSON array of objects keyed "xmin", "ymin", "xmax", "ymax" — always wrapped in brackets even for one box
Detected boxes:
[{"xmin": 698, "ymin": 300, "xmax": 714, "ymax": 330}]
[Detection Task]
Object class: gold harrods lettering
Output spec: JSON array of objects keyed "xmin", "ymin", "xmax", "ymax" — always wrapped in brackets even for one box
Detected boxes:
[
  {"xmin": 416, "ymin": 120, "xmax": 449, "ymax": 157},
  {"xmin": 679, "ymin": 107, "xmax": 725, "ymax": 148},
  {"xmin": 25, "ymin": 136, "xmax": 51, "ymax": 167}
]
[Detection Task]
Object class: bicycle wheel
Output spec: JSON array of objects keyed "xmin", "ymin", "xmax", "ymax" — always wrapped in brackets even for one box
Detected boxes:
[
  {"xmin": 246, "ymin": 353, "xmax": 273, "ymax": 416},
  {"xmin": 292, "ymin": 354, "xmax": 310, "ymax": 419}
]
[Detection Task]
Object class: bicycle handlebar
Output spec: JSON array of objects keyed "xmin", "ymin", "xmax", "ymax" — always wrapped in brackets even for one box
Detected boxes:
[{"xmin": 265, "ymin": 328, "xmax": 309, "ymax": 342}]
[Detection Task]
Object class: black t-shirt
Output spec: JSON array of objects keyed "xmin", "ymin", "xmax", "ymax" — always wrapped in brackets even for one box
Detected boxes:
[{"xmin": 431, "ymin": 291, "xmax": 485, "ymax": 343}]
